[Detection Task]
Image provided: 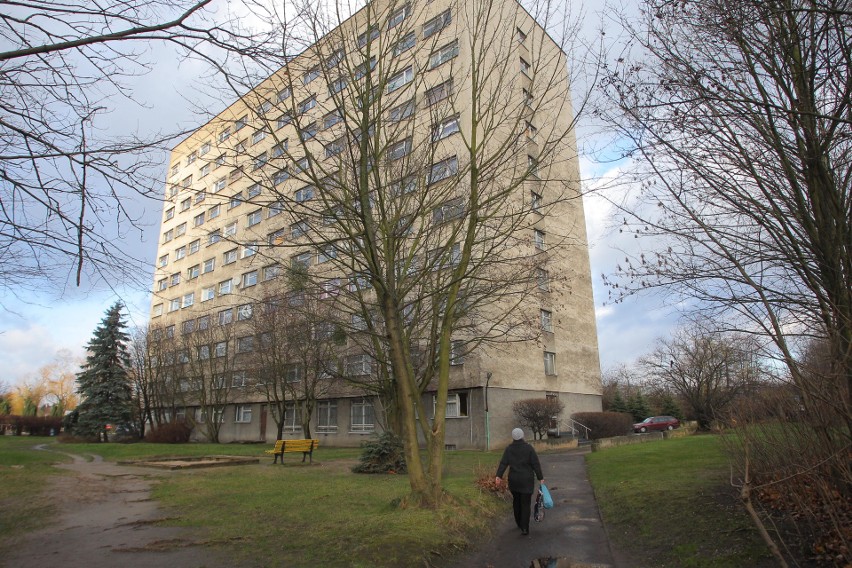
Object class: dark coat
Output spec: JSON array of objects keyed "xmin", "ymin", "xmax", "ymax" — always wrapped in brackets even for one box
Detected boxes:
[{"xmin": 496, "ymin": 439, "xmax": 543, "ymax": 494}]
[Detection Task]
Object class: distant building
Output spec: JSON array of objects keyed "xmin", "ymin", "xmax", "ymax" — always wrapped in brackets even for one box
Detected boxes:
[{"xmin": 148, "ymin": 0, "xmax": 601, "ymax": 448}]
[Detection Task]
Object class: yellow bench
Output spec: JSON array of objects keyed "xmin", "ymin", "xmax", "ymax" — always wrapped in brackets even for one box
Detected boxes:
[{"xmin": 265, "ymin": 439, "xmax": 320, "ymax": 464}]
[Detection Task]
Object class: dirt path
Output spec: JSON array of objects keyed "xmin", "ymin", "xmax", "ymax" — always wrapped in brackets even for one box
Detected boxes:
[{"xmin": 3, "ymin": 445, "xmax": 221, "ymax": 568}]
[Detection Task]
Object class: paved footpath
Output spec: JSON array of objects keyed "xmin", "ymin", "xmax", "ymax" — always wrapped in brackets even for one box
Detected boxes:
[{"xmin": 449, "ymin": 447, "xmax": 618, "ymax": 568}]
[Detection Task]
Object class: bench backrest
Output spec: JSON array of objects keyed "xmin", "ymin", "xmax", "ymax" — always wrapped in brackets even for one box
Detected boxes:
[{"xmin": 284, "ymin": 439, "xmax": 319, "ymax": 452}]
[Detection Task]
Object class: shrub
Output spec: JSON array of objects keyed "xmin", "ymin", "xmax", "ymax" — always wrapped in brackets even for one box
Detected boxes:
[
  {"xmin": 2, "ymin": 415, "xmax": 63, "ymax": 436},
  {"xmin": 352, "ymin": 431, "xmax": 407, "ymax": 474},
  {"xmin": 512, "ymin": 398, "xmax": 565, "ymax": 440},
  {"xmin": 144, "ymin": 420, "xmax": 193, "ymax": 443},
  {"xmin": 571, "ymin": 412, "xmax": 633, "ymax": 440}
]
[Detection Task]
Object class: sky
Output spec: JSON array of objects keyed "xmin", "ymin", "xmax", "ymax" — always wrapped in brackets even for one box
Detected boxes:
[{"xmin": 0, "ymin": 0, "xmax": 681, "ymax": 388}]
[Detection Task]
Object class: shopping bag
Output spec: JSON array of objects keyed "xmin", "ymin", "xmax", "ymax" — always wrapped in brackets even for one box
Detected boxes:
[
  {"xmin": 533, "ymin": 490, "xmax": 545, "ymax": 522},
  {"xmin": 540, "ymin": 482, "xmax": 554, "ymax": 509}
]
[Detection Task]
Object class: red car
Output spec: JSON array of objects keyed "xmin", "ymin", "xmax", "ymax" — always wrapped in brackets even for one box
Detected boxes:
[{"xmin": 633, "ymin": 416, "xmax": 680, "ymax": 433}]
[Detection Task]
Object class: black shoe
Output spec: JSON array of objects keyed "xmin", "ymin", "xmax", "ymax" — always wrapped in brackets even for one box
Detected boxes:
[{"xmin": 521, "ymin": 529, "xmax": 529, "ymax": 535}]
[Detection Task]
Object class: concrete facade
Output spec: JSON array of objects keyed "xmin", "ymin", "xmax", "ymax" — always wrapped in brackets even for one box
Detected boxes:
[{"xmin": 148, "ymin": 0, "xmax": 602, "ymax": 448}]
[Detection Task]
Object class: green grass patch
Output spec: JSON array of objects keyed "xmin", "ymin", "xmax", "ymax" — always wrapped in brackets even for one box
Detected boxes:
[
  {"xmin": 1, "ymin": 437, "xmax": 504, "ymax": 567},
  {"xmin": 0, "ymin": 436, "xmax": 73, "ymax": 551},
  {"xmin": 587, "ymin": 434, "xmax": 773, "ymax": 567}
]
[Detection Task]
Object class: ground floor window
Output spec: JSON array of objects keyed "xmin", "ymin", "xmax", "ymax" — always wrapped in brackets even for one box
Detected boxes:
[
  {"xmin": 235, "ymin": 405, "xmax": 252, "ymax": 423},
  {"xmin": 317, "ymin": 400, "xmax": 338, "ymax": 432},
  {"xmin": 283, "ymin": 402, "xmax": 301, "ymax": 432},
  {"xmin": 433, "ymin": 392, "xmax": 469, "ymax": 418},
  {"xmin": 350, "ymin": 400, "xmax": 375, "ymax": 433}
]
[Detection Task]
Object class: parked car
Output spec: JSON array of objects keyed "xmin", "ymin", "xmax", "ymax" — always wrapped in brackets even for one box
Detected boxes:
[{"xmin": 633, "ymin": 416, "xmax": 680, "ymax": 433}]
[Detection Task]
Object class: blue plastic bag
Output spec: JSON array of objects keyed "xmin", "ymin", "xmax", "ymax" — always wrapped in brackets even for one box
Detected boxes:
[{"xmin": 540, "ymin": 482, "xmax": 554, "ymax": 509}]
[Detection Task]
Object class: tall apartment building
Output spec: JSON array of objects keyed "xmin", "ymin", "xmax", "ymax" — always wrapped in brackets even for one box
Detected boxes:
[{"xmin": 148, "ymin": 0, "xmax": 602, "ymax": 448}]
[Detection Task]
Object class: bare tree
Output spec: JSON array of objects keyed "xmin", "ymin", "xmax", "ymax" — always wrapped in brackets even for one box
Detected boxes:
[
  {"xmin": 249, "ymin": 282, "xmax": 342, "ymax": 439},
  {"xmin": 599, "ymin": 1, "xmax": 851, "ymax": 556},
  {"xmin": 639, "ymin": 321, "xmax": 763, "ymax": 429},
  {"xmin": 512, "ymin": 397, "xmax": 565, "ymax": 440},
  {"xmin": 0, "ymin": 0, "xmax": 278, "ymax": 298},
  {"xmin": 197, "ymin": 0, "xmax": 591, "ymax": 506}
]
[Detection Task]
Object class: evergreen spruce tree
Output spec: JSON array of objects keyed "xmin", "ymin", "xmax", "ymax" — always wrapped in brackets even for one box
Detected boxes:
[
  {"xmin": 75, "ymin": 303, "xmax": 133, "ymax": 441},
  {"xmin": 627, "ymin": 392, "xmax": 653, "ymax": 423},
  {"xmin": 609, "ymin": 390, "xmax": 628, "ymax": 414},
  {"xmin": 660, "ymin": 393, "xmax": 683, "ymax": 420}
]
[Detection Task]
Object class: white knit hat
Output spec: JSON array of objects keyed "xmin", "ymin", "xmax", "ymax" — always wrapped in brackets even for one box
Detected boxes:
[{"xmin": 512, "ymin": 428, "xmax": 524, "ymax": 440}]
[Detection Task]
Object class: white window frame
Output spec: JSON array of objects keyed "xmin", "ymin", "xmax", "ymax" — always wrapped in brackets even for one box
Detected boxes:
[
  {"xmin": 235, "ymin": 405, "xmax": 252, "ymax": 423},
  {"xmin": 316, "ymin": 400, "xmax": 338, "ymax": 432},
  {"xmin": 544, "ymin": 351, "xmax": 557, "ymax": 375},
  {"xmin": 350, "ymin": 400, "xmax": 375, "ymax": 433}
]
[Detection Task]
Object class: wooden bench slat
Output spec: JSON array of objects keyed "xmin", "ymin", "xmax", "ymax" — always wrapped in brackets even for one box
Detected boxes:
[{"xmin": 264, "ymin": 439, "xmax": 319, "ymax": 464}]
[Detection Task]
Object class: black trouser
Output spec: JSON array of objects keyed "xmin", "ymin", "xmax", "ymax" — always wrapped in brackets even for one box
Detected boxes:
[{"xmin": 511, "ymin": 491, "xmax": 533, "ymax": 531}]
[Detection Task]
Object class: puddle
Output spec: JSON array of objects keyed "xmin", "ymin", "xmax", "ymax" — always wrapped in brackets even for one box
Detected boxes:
[
  {"xmin": 118, "ymin": 456, "xmax": 260, "ymax": 470},
  {"xmin": 530, "ymin": 559, "xmax": 611, "ymax": 568}
]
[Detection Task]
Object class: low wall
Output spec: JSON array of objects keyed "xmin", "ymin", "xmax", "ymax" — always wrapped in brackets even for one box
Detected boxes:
[
  {"xmin": 531, "ymin": 438, "xmax": 579, "ymax": 452},
  {"xmin": 591, "ymin": 424, "xmax": 695, "ymax": 452}
]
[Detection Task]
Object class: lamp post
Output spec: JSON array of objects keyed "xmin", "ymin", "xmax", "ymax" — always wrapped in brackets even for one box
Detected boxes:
[{"xmin": 485, "ymin": 372, "xmax": 492, "ymax": 451}]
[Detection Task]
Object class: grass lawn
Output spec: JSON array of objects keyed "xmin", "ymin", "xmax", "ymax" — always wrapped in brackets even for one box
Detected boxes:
[
  {"xmin": 586, "ymin": 434, "xmax": 774, "ymax": 568},
  {"xmin": 0, "ymin": 437, "xmax": 505, "ymax": 567}
]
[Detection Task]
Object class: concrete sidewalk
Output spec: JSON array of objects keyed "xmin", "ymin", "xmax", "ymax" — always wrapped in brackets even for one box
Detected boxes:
[{"xmin": 449, "ymin": 447, "xmax": 617, "ymax": 568}]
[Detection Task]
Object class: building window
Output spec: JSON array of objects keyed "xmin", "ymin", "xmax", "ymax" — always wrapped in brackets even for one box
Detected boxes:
[
  {"xmin": 208, "ymin": 204, "xmax": 221, "ymax": 219},
  {"xmin": 328, "ymin": 76, "xmax": 347, "ymax": 96},
  {"xmin": 200, "ymin": 164, "xmax": 210, "ymax": 178},
  {"xmin": 170, "ymin": 272, "xmax": 181, "ymax": 286},
  {"xmin": 388, "ymin": 99, "xmax": 415, "ymax": 123},
  {"xmin": 434, "ymin": 392, "xmax": 468, "ymax": 418},
  {"xmin": 319, "ymin": 278, "xmax": 341, "ymax": 299},
  {"xmin": 528, "ymin": 155, "xmax": 539, "ymax": 177},
  {"xmin": 252, "ymin": 128, "xmax": 267, "ymax": 145},
  {"xmin": 214, "ymin": 340, "xmax": 228, "ymax": 357},
  {"xmin": 299, "ymin": 95, "xmax": 317, "ymax": 114},
  {"xmin": 294, "ymin": 186, "xmax": 314, "ymax": 202},
  {"xmin": 323, "ymin": 109, "xmax": 342, "ymax": 129},
  {"xmin": 387, "ymin": 66, "xmax": 413, "ymax": 93},
  {"xmin": 285, "ymin": 364, "xmax": 303, "ymax": 383},
  {"xmin": 520, "ymin": 57, "xmax": 531, "ymax": 76},
  {"xmin": 157, "ymin": 278, "xmax": 168, "ymax": 291},
  {"xmin": 388, "ymin": 138, "xmax": 412, "ymax": 161},
  {"xmin": 345, "ymin": 355, "xmax": 373, "ymax": 377},
  {"xmin": 158, "ymin": 254, "xmax": 168, "ymax": 267},
  {"xmin": 283, "ymin": 402, "xmax": 301, "ymax": 432},
  {"xmin": 186, "ymin": 152, "xmax": 197, "ymax": 165},
  {"xmin": 202, "ymin": 286, "xmax": 215, "ymax": 301},
  {"xmin": 224, "ymin": 221, "xmax": 238, "ymax": 236},
  {"xmin": 237, "ymin": 304, "xmax": 253, "ymax": 321},
  {"xmin": 357, "ymin": 25, "xmax": 379, "ymax": 47},
  {"xmin": 517, "ymin": 27, "xmax": 527, "ymax": 43},
  {"xmin": 537, "ymin": 268, "xmax": 550, "ymax": 291},
  {"xmin": 317, "ymin": 244, "xmax": 338, "ymax": 264},
  {"xmin": 450, "ymin": 340, "xmax": 464, "ymax": 365},
  {"xmin": 237, "ymin": 336, "xmax": 254, "ymax": 353},
  {"xmin": 326, "ymin": 47, "xmax": 345, "ymax": 68},
  {"xmin": 423, "ymin": 9, "xmax": 451, "ymax": 39},
  {"xmin": 354, "ymin": 56, "xmax": 377, "ymax": 80},
  {"xmin": 433, "ymin": 197, "xmax": 464, "ymax": 223},
  {"xmin": 235, "ymin": 405, "xmax": 252, "ymax": 423},
  {"xmin": 193, "ymin": 212, "xmax": 205, "ymax": 227},
  {"xmin": 241, "ymin": 270, "xmax": 258, "ymax": 288},
  {"xmin": 182, "ymin": 292, "xmax": 195, "ymax": 308},
  {"xmin": 235, "ymin": 115, "xmax": 248, "ymax": 131},
  {"xmin": 197, "ymin": 315, "xmax": 210, "ymax": 330},
  {"xmin": 544, "ymin": 351, "xmax": 557, "ymax": 375},
  {"xmin": 273, "ymin": 168, "xmax": 290, "ymax": 186},
  {"xmin": 531, "ymin": 191, "xmax": 542, "ymax": 212},
  {"xmin": 427, "ymin": 156, "xmax": 459, "ymax": 185},
  {"xmin": 303, "ymin": 66, "xmax": 320, "ymax": 85},
  {"xmin": 163, "ymin": 229, "xmax": 174, "ymax": 243},
  {"xmin": 429, "ymin": 40, "xmax": 459, "ymax": 69},
  {"xmin": 433, "ymin": 115, "xmax": 460, "ymax": 141},
  {"xmin": 203, "ymin": 257, "xmax": 215, "ymax": 273},
  {"xmin": 194, "ymin": 190, "xmax": 206, "ymax": 204},
  {"xmin": 182, "ymin": 319, "xmax": 196, "ymax": 334},
  {"xmin": 247, "ymin": 209, "xmax": 262, "ymax": 227},
  {"xmin": 207, "ymin": 229, "xmax": 221, "ymax": 245},
  {"xmin": 223, "ymin": 248, "xmax": 238, "ymax": 265},
  {"xmin": 540, "ymin": 309, "xmax": 553, "ymax": 332},
  {"xmin": 268, "ymin": 228, "xmax": 286, "ymax": 246},
  {"xmin": 189, "ymin": 239, "xmax": 201, "ymax": 255},
  {"xmin": 165, "ymin": 207, "xmax": 175, "ymax": 221},
  {"xmin": 277, "ymin": 113, "xmax": 292, "ymax": 130},
  {"xmin": 217, "ymin": 309, "xmax": 233, "ymax": 328},
  {"xmin": 523, "ymin": 87, "xmax": 533, "ymax": 106},
  {"xmin": 350, "ymin": 400, "xmax": 375, "ymax": 432},
  {"xmin": 300, "ymin": 121, "xmax": 318, "ymax": 140},
  {"xmin": 218, "ymin": 128, "xmax": 231, "ymax": 142},
  {"xmin": 392, "ymin": 31, "xmax": 415, "ymax": 57},
  {"xmin": 253, "ymin": 153, "xmax": 267, "ymax": 171},
  {"xmin": 243, "ymin": 241, "xmax": 258, "ymax": 258},
  {"xmin": 425, "ymin": 79, "xmax": 453, "ymax": 106},
  {"xmin": 187, "ymin": 264, "xmax": 200, "ymax": 280},
  {"xmin": 214, "ymin": 154, "xmax": 225, "ymax": 168},
  {"xmin": 387, "ymin": 4, "xmax": 410, "ymax": 29},
  {"xmin": 290, "ymin": 220, "xmax": 309, "ymax": 238},
  {"xmin": 317, "ymin": 401, "xmax": 338, "ymax": 432},
  {"xmin": 175, "ymin": 246, "xmax": 187, "ymax": 260},
  {"xmin": 218, "ymin": 279, "xmax": 233, "ymax": 296},
  {"xmin": 292, "ymin": 251, "xmax": 312, "ymax": 269},
  {"xmin": 534, "ymin": 229, "xmax": 545, "ymax": 250},
  {"xmin": 246, "ymin": 183, "xmax": 262, "ymax": 199},
  {"xmin": 325, "ymin": 137, "xmax": 345, "ymax": 158},
  {"xmin": 152, "ymin": 304, "xmax": 163, "ymax": 317},
  {"xmin": 263, "ymin": 264, "xmax": 281, "ymax": 281}
]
